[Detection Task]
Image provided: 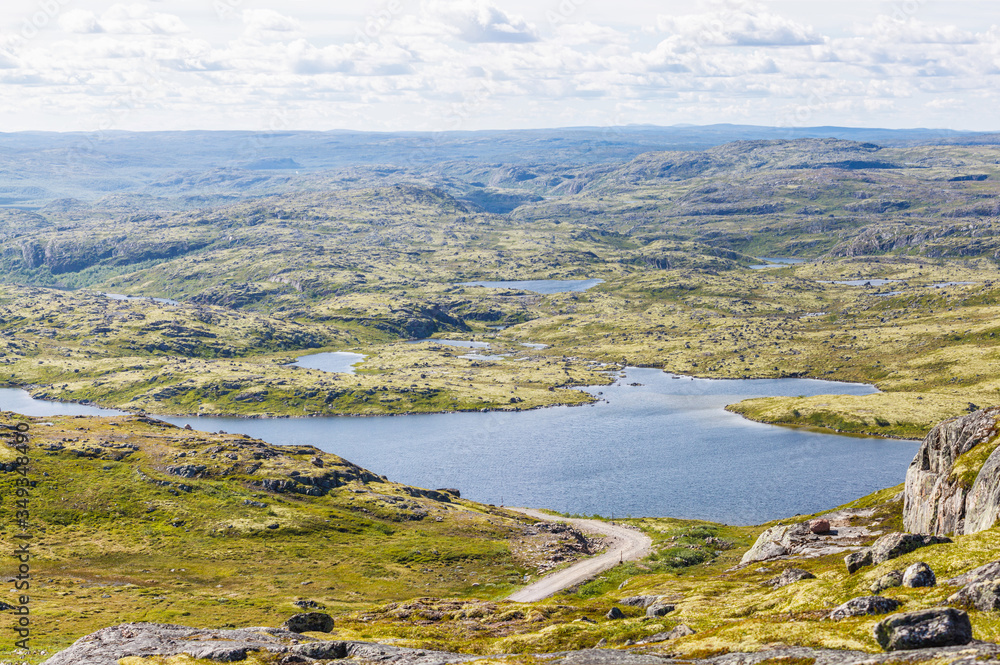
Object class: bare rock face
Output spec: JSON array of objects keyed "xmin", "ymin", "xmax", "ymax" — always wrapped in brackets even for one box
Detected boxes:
[{"xmin": 903, "ymin": 407, "xmax": 1000, "ymax": 536}]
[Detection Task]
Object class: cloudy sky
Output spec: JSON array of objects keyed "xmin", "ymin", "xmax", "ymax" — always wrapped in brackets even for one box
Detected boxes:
[{"xmin": 0, "ymin": 0, "xmax": 998, "ymax": 132}]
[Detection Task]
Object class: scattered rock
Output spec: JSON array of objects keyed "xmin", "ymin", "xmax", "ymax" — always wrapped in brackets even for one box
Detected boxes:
[
  {"xmin": 948, "ymin": 579, "xmax": 1000, "ymax": 611},
  {"xmin": 283, "ymin": 612, "xmax": 334, "ymax": 634},
  {"xmin": 605, "ymin": 607, "xmax": 625, "ymax": 620},
  {"xmin": 902, "ymin": 562, "xmax": 936, "ymax": 588},
  {"xmin": 846, "ymin": 532, "xmax": 950, "ymax": 573},
  {"xmin": 845, "ymin": 549, "xmax": 874, "ymax": 574},
  {"xmin": 945, "ymin": 559, "xmax": 1000, "ymax": 587},
  {"xmin": 871, "ymin": 570, "xmax": 903, "ymax": 594},
  {"xmin": 645, "ymin": 603, "xmax": 674, "ymax": 618},
  {"xmin": 871, "ymin": 533, "xmax": 951, "ymax": 564},
  {"xmin": 638, "ymin": 624, "xmax": 697, "ymax": 644},
  {"xmin": 828, "ymin": 596, "xmax": 901, "ymax": 621},
  {"xmin": 766, "ymin": 568, "xmax": 816, "ymax": 588},
  {"xmin": 666, "ymin": 624, "xmax": 696, "ymax": 639},
  {"xmin": 293, "ymin": 600, "xmax": 322, "ymax": 610},
  {"xmin": 619, "ymin": 595, "xmax": 660, "ymax": 608},
  {"xmin": 809, "ymin": 519, "xmax": 831, "ymax": 534},
  {"xmin": 874, "ymin": 607, "xmax": 973, "ymax": 651},
  {"xmin": 740, "ymin": 525, "xmax": 790, "ymax": 564}
]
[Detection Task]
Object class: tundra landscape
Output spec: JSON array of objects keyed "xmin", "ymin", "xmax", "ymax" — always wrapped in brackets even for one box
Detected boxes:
[{"xmin": 4, "ymin": 127, "xmax": 1000, "ymax": 664}]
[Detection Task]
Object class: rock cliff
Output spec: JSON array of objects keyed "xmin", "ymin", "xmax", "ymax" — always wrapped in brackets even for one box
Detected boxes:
[{"xmin": 903, "ymin": 407, "xmax": 1000, "ymax": 535}]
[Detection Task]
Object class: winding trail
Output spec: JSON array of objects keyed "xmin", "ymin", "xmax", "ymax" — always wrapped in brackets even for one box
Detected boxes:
[{"xmin": 505, "ymin": 508, "xmax": 653, "ymax": 603}]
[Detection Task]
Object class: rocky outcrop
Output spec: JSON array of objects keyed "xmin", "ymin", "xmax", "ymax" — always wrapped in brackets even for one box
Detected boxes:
[
  {"xmin": 845, "ymin": 532, "xmax": 950, "ymax": 574},
  {"xmin": 873, "ymin": 608, "xmax": 973, "ymax": 651},
  {"xmin": 903, "ymin": 407, "xmax": 1000, "ymax": 536}
]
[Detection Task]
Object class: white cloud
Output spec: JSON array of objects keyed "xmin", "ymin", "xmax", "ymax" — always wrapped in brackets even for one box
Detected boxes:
[
  {"xmin": 100, "ymin": 3, "xmax": 188, "ymax": 35},
  {"xmin": 857, "ymin": 17, "xmax": 978, "ymax": 45},
  {"xmin": 242, "ymin": 9, "xmax": 303, "ymax": 42},
  {"xmin": 424, "ymin": 0, "xmax": 539, "ymax": 43},
  {"xmin": 655, "ymin": 2, "xmax": 822, "ymax": 47},
  {"xmin": 59, "ymin": 10, "xmax": 104, "ymax": 34}
]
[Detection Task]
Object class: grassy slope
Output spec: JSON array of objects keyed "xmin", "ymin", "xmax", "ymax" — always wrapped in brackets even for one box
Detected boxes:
[{"xmin": 0, "ymin": 412, "xmax": 586, "ymax": 660}]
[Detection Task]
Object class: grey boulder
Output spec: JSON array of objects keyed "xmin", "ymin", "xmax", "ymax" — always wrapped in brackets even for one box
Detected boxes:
[
  {"xmin": 828, "ymin": 596, "xmax": 900, "ymax": 621},
  {"xmin": 902, "ymin": 562, "xmax": 936, "ymax": 588},
  {"xmin": 606, "ymin": 607, "xmax": 625, "ymax": 620},
  {"xmin": 870, "ymin": 570, "xmax": 903, "ymax": 594},
  {"xmin": 767, "ymin": 568, "xmax": 816, "ymax": 588},
  {"xmin": 645, "ymin": 603, "xmax": 675, "ymax": 618},
  {"xmin": 283, "ymin": 612, "xmax": 334, "ymax": 634},
  {"xmin": 874, "ymin": 608, "xmax": 973, "ymax": 651},
  {"xmin": 948, "ymin": 579, "xmax": 1000, "ymax": 611}
]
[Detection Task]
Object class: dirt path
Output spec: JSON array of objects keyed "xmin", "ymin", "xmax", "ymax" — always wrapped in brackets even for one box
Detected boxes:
[{"xmin": 505, "ymin": 508, "xmax": 653, "ymax": 603}]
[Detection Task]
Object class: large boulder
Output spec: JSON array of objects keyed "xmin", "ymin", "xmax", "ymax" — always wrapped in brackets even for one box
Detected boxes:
[
  {"xmin": 829, "ymin": 596, "xmax": 901, "ymax": 621},
  {"xmin": 767, "ymin": 568, "xmax": 816, "ymax": 588},
  {"xmin": 871, "ymin": 570, "xmax": 903, "ymax": 594},
  {"xmin": 874, "ymin": 608, "xmax": 973, "ymax": 651},
  {"xmin": 903, "ymin": 407, "xmax": 1000, "ymax": 536},
  {"xmin": 946, "ymin": 559, "xmax": 1000, "ymax": 587},
  {"xmin": 948, "ymin": 580, "xmax": 1000, "ymax": 611},
  {"xmin": 902, "ymin": 562, "xmax": 936, "ymax": 588},
  {"xmin": 740, "ymin": 525, "xmax": 790, "ymax": 564},
  {"xmin": 845, "ymin": 532, "xmax": 949, "ymax": 574},
  {"xmin": 283, "ymin": 612, "xmax": 334, "ymax": 634},
  {"xmin": 645, "ymin": 603, "xmax": 674, "ymax": 618}
]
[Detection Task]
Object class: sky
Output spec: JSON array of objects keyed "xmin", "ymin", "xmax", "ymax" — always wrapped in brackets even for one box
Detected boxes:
[{"xmin": 0, "ymin": 0, "xmax": 998, "ymax": 132}]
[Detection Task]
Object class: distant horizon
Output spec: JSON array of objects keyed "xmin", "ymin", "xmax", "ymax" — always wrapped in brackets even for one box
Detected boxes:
[{"xmin": 0, "ymin": 122, "xmax": 996, "ymax": 136}]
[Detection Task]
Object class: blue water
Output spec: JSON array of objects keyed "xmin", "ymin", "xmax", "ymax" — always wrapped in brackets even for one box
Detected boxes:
[
  {"xmin": 459, "ymin": 279, "xmax": 604, "ymax": 294},
  {"xmin": 0, "ymin": 370, "xmax": 918, "ymax": 524},
  {"xmin": 290, "ymin": 352, "xmax": 366, "ymax": 374}
]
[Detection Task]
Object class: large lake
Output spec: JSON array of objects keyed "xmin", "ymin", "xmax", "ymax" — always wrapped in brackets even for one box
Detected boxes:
[{"xmin": 0, "ymin": 369, "xmax": 918, "ymax": 524}]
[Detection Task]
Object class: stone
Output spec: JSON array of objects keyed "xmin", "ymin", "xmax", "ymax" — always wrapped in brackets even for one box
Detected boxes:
[
  {"xmin": 828, "ymin": 596, "xmax": 901, "ymax": 621},
  {"xmin": 870, "ymin": 570, "xmax": 903, "ymax": 594},
  {"xmin": 645, "ymin": 603, "xmax": 674, "ymax": 618},
  {"xmin": 903, "ymin": 407, "xmax": 1000, "ymax": 536},
  {"xmin": 874, "ymin": 607, "xmax": 973, "ymax": 651},
  {"xmin": 902, "ymin": 562, "xmax": 936, "ymax": 588},
  {"xmin": 619, "ymin": 595, "xmax": 660, "ymax": 608},
  {"xmin": 740, "ymin": 525, "xmax": 790, "ymax": 565},
  {"xmin": 809, "ymin": 519, "xmax": 831, "ymax": 534},
  {"xmin": 945, "ymin": 559, "xmax": 1000, "ymax": 587},
  {"xmin": 283, "ymin": 612, "xmax": 334, "ymax": 634},
  {"xmin": 767, "ymin": 568, "xmax": 816, "ymax": 588},
  {"xmin": 605, "ymin": 607, "xmax": 625, "ymax": 620},
  {"xmin": 948, "ymin": 579, "xmax": 1000, "ymax": 611},
  {"xmin": 870, "ymin": 532, "xmax": 951, "ymax": 564},
  {"xmin": 666, "ymin": 624, "xmax": 696, "ymax": 639},
  {"xmin": 636, "ymin": 624, "xmax": 696, "ymax": 645},
  {"xmin": 845, "ymin": 549, "xmax": 873, "ymax": 574}
]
